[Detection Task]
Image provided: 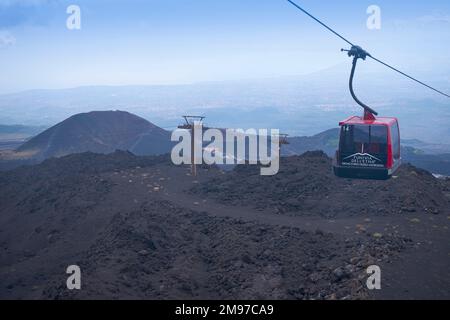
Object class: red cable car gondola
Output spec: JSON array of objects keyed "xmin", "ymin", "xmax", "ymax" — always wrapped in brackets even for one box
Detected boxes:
[
  {"xmin": 333, "ymin": 114, "xmax": 401, "ymax": 180},
  {"xmin": 332, "ymin": 46, "xmax": 401, "ymax": 180}
]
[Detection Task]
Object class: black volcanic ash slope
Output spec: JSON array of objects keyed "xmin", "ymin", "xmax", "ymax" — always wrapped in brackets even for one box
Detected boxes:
[
  {"xmin": 16, "ymin": 110, "xmax": 172, "ymax": 160},
  {"xmin": 192, "ymin": 151, "xmax": 450, "ymax": 218},
  {"xmin": 0, "ymin": 151, "xmax": 413, "ymax": 300},
  {"xmin": 42, "ymin": 201, "xmax": 407, "ymax": 300}
]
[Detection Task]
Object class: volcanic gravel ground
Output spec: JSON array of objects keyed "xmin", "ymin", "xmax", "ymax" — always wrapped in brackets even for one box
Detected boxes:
[
  {"xmin": 0, "ymin": 151, "xmax": 449, "ymax": 299},
  {"xmin": 41, "ymin": 201, "xmax": 410, "ymax": 300}
]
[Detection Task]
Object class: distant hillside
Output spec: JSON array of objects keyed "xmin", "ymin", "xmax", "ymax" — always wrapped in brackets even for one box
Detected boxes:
[
  {"xmin": 15, "ymin": 111, "xmax": 173, "ymax": 160},
  {"xmin": 1, "ymin": 110, "xmax": 449, "ymax": 175}
]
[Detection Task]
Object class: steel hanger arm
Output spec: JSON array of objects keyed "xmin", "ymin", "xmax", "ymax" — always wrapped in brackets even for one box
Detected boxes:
[{"xmin": 343, "ymin": 46, "xmax": 378, "ymax": 116}]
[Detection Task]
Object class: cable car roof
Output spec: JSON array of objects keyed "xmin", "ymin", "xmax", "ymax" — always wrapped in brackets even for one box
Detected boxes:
[{"xmin": 339, "ymin": 116, "xmax": 398, "ymax": 126}]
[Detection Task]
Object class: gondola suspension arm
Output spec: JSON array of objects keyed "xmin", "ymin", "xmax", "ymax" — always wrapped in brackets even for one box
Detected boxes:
[{"xmin": 342, "ymin": 46, "xmax": 378, "ymax": 119}]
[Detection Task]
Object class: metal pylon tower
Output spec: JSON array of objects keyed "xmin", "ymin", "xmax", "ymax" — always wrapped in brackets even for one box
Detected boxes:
[{"xmin": 178, "ymin": 116, "xmax": 206, "ymax": 177}]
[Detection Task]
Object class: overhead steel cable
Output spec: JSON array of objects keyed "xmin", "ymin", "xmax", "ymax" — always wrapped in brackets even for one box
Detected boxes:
[
  {"xmin": 286, "ymin": 0, "xmax": 450, "ymax": 99},
  {"xmin": 286, "ymin": 0, "xmax": 354, "ymax": 47},
  {"xmin": 367, "ymin": 55, "xmax": 450, "ymax": 99}
]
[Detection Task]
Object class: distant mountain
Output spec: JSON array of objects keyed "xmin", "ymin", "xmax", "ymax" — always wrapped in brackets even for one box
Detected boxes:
[
  {"xmin": 1, "ymin": 110, "xmax": 449, "ymax": 175},
  {"xmin": 15, "ymin": 111, "xmax": 173, "ymax": 160}
]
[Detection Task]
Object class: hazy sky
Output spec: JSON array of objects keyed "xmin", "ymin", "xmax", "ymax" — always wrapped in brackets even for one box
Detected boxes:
[{"xmin": 0, "ymin": 0, "xmax": 449, "ymax": 94}]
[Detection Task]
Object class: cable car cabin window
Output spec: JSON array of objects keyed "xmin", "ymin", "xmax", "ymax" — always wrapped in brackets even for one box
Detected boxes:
[
  {"xmin": 340, "ymin": 124, "xmax": 388, "ymax": 167},
  {"xmin": 391, "ymin": 122, "xmax": 400, "ymax": 160}
]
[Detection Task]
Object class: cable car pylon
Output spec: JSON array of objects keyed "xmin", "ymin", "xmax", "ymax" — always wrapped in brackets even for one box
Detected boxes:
[{"xmin": 178, "ymin": 115, "xmax": 207, "ymax": 177}]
